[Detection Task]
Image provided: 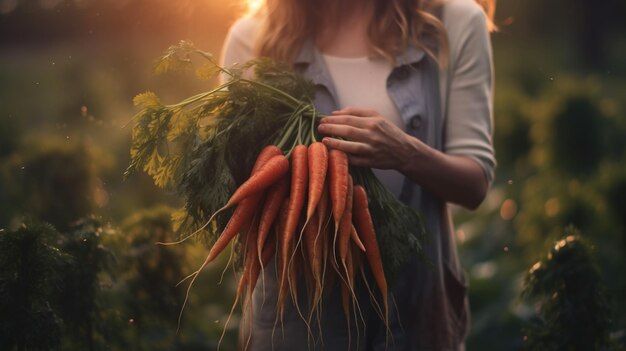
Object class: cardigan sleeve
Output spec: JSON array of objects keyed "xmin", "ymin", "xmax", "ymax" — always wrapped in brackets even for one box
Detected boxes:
[{"xmin": 442, "ymin": 1, "xmax": 497, "ymax": 185}]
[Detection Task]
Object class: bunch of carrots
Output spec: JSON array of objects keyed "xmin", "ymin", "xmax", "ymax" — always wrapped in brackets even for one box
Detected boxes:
[
  {"xmin": 170, "ymin": 141, "xmax": 390, "ymax": 344},
  {"xmin": 127, "ymin": 41, "xmax": 425, "ymax": 346}
]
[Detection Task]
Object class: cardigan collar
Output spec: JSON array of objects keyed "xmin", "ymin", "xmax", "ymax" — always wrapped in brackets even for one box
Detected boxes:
[
  {"xmin": 293, "ymin": 37, "xmax": 427, "ymax": 68},
  {"xmin": 292, "ymin": 37, "xmax": 427, "ymax": 110}
]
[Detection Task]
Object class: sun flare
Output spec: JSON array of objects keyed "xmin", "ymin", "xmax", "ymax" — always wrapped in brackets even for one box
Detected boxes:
[{"xmin": 246, "ymin": 0, "xmax": 263, "ymax": 14}]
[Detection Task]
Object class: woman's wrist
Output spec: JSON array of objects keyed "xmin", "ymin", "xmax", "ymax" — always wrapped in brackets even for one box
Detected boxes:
[{"xmin": 397, "ymin": 134, "xmax": 433, "ymax": 178}]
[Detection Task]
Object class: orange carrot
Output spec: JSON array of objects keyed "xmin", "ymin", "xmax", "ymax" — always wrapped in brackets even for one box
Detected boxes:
[
  {"xmin": 350, "ymin": 225, "xmax": 366, "ymax": 252},
  {"xmin": 306, "ymin": 142, "xmax": 328, "ymax": 220},
  {"xmin": 278, "ymin": 144, "xmax": 308, "ymax": 304},
  {"xmin": 243, "ymin": 215, "xmax": 260, "ymax": 289},
  {"xmin": 338, "ymin": 176, "xmax": 354, "ymax": 263},
  {"xmin": 249, "ymin": 228, "xmax": 276, "ymax": 295},
  {"xmin": 342, "ymin": 245, "xmax": 355, "ymax": 319},
  {"xmin": 319, "ymin": 185, "xmax": 333, "ymax": 295},
  {"xmin": 256, "ymin": 175, "xmax": 289, "ymax": 260},
  {"xmin": 351, "ymin": 242, "xmax": 363, "ymax": 282},
  {"xmin": 303, "ymin": 210, "xmax": 322, "ymax": 290},
  {"xmin": 252, "ymin": 145, "xmax": 283, "ymax": 173},
  {"xmin": 225, "ymin": 154, "xmax": 288, "ymax": 208},
  {"xmin": 275, "ymin": 198, "xmax": 290, "ymax": 318},
  {"xmin": 203, "ymin": 147, "xmax": 281, "ymax": 262},
  {"xmin": 353, "ymin": 185, "xmax": 388, "ymax": 323},
  {"xmin": 177, "ymin": 154, "xmax": 288, "ymax": 248},
  {"xmin": 205, "ymin": 192, "xmax": 261, "ymax": 264},
  {"xmin": 317, "ymin": 185, "xmax": 330, "ymax": 237},
  {"xmin": 328, "ymin": 149, "xmax": 349, "ymax": 228},
  {"xmin": 276, "ymin": 144, "xmax": 308, "ymax": 324}
]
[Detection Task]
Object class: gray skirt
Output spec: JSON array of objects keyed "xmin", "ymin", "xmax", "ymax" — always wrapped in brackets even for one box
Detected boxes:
[{"xmin": 239, "ymin": 253, "xmax": 426, "ymax": 351}]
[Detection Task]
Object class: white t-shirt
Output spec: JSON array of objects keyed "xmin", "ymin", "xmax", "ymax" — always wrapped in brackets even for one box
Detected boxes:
[
  {"xmin": 220, "ymin": 0, "xmax": 496, "ymax": 185},
  {"xmin": 320, "ymin": 53, "xmax": 407, "ymax": 197}
]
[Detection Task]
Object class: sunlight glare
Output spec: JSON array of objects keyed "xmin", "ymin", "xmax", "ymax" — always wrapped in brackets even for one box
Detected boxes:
[{"xmin": 247, "ymin": 0, "xmax": 263, "ymax": 14}]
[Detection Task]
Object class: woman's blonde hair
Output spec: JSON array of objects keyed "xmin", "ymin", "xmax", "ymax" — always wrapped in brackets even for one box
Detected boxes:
[{"xmin": 248, "ymin": 0, "xmax": 496, "ymax": 67}]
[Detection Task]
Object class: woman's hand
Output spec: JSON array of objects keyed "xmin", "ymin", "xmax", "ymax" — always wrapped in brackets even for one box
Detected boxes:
[
  {"xmin": 317, "ymin": 106, "xmax": 428, "ymax": 173},
  {"xmin": 317, "ymin": 106, "xmax": 489, "ymax": 210}
]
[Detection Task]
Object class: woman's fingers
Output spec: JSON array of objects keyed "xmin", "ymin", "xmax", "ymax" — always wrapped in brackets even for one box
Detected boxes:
[
  {"xmin": 319, "ymin": 115, "xmax": 371, "ymax": 129},
  {"xmin": 332, "ymin": 106, "xmax": 378, "ymax": 117},
  {"xmin": 317, "ymin": 121, "xmax": 373, "ymax": 142},
  {"xmin": 320, "ymin": 138, "xmax": 375, "ymax": 167},
  {"xmin": 321, "ymin": 137, "xmax": 373, "ymax": 156}
]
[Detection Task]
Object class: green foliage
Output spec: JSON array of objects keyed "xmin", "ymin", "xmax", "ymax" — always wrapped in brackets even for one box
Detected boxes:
[
  {"xmin": 114, "ymin": 206, "xmax": 189, "ymax": 350},
  {"xmin": 521, "ymin": 230, "xmax": 616, "ymax": 351},
  {"xmin": 0, "ymin": 218, "xmax": 116, "ymax": 351},
  {"xmin": 548, "ymin": 95, "xmax": 603, "ymax": 175},
  {"xmin": 57, "ymin": 216, "xmax": 116, "ymax": 350},
  {"xmin": 99, "ymin": 205, "xmax": 238, "ymax": 350},
  {"xmin": 0, "ymin": 221, "xmax": 69, "ymax": 351},
  {"xmin": 0, "ymin": 137, "xmax": 98, "ymax": 231},
  {"xmin": 460, "ymin": 68, "xmax": 626, "ymax": 349},
  {"xmin": 151, "ymin": 39, "xmax": 226, "ymax": 84}
]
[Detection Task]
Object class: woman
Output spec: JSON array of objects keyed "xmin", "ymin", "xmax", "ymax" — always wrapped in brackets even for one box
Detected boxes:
[{"xmin": 220, "ymin": 0, "xmax": 496, "ymax": 349}]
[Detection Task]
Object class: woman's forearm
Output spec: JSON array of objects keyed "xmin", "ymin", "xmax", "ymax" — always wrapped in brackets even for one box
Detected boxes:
[{"xmin": 398, "ymin": 135, "xmax": 488, "ymax": 210}]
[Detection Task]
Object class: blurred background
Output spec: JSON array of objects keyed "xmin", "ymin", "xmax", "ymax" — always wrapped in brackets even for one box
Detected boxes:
[{"xmin": 0, "ymin": 0, "xmax": 625, "ymax": 350}]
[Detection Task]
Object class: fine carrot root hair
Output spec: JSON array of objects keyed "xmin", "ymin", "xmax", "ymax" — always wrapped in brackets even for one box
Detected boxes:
[{"xmin": 219, "ymin": 213, "xmax": 258, "ymax": 351}]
